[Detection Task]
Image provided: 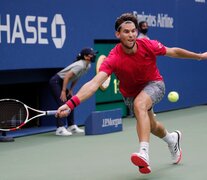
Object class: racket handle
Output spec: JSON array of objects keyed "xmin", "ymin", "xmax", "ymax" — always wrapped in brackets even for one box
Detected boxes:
[
  {"xmin": 46, "ymin": 110, "xmax": 57, "ymax": 115},
  {"xmin": 46, "ymin": 110, "xmax": 71, "ymax": 116}
]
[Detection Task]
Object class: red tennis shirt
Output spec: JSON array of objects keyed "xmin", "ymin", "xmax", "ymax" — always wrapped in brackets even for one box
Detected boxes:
[{"xmin": 99, "ymin": 38, "xmax": 167, "ymax": 97}]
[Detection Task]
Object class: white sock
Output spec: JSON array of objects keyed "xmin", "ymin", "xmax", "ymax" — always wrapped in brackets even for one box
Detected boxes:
[
  {"xmin": 139, "ymin": 142, "xmax": 149, "ymax": 155},
  {"xmin": 162, "ymin": 130, "xmax": 174, "ymax": 145}
]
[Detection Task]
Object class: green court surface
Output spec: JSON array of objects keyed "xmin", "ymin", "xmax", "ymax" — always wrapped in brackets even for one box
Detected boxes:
[{"xmin": 1, "ymin": 105, "xmax": 207, "ymax": 180}]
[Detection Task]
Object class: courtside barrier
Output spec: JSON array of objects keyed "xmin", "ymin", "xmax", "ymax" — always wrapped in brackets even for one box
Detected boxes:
[{"xmin": 85, "ymin": 108, "xmax": 122, "ymax": 135}]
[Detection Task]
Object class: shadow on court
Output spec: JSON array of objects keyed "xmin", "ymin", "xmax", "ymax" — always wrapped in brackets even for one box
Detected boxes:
[{"xmin": 0, "ymin": 105, "xmax": 207, "ymax": 180}]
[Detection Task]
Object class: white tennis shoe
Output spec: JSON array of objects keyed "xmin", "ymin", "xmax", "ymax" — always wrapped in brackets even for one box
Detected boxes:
[
  {"xmin": 56, "ymin": 126, "xmax": 72, "ymax": 136},
  {"xmin": 68, "ymin": 125, "xmax": 84, "ymax": 134},
  {"xmin": 168, "ymin": 130, "xmax": 182, "ymax": 164},
  {"xmin": 131, "ymin": 152, "xmax": 151, "ymax": 174}
]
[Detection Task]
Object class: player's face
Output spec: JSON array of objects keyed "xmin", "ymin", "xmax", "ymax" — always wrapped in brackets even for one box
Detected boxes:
[{"xmin": 116, "ymin": 23, "xmax": 138, "ymax": 50}]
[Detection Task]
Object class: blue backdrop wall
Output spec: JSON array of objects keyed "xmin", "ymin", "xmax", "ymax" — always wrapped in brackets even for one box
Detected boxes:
[{"xmin": 0, "ymin": 0, "xmax": 207, "ymax": 126}]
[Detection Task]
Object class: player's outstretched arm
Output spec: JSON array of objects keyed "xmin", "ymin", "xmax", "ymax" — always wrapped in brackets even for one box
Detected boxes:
[
  {"xmin": 165, "ymin": 47, "xmax": 207, "ymax": 61},
  {"xmin": 76, "ymin": 72, "xmax": 109, "ymax": 101},
  {"xmin": 56, "ymin": 71, "xmax": 109, "ymax": 118}
]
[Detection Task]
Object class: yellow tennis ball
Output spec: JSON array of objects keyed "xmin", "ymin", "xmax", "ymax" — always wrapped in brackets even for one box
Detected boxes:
[{"xmin": 168, "ymin": 91, "xmax": 179, "ymax": 102}]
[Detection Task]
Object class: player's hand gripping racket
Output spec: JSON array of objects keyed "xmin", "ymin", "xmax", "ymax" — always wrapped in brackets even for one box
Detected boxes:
[{"xmin": 0, "ymin": 98, "xmax": 61, "ymax": 131}]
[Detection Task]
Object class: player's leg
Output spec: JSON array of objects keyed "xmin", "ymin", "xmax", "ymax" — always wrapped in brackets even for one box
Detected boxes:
[
  {"xmin": 148, "ymin": 110, "xmax": 166, "ymax": 138},
  {"xmin": 149, "ymin": 110, "xmax": 182, "ymax": 164},
  {"xmin": 131, "ymin": 81, "xmax": 165, "ymax": 173},
  {"xmin": 134, "ymin": 91, "xmax": 152, "ymax": 142},
  {"xmin": 145, "ymin": 81, "xmax": 182, "ymax": 164},
  {"xmin": 131, "ymin": 90, "xmax": 152, "ymax": 174},
  {"xmin": 123, "ymin": 96, "xmax": 151, "ymax": 173},
  {"xmin": 146, "ymin": 86, "xmax": 182, "ymax": 165}
]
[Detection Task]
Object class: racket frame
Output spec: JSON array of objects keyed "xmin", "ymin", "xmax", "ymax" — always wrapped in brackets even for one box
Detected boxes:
[{"xmin": 0, "ymin": 98, "xmax": 57, "ymax": 131}]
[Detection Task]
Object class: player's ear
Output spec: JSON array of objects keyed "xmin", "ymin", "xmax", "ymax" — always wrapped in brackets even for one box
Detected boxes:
[{"xmin": 115, "ymin": 31, "xmax": 120, "ymax": 38}]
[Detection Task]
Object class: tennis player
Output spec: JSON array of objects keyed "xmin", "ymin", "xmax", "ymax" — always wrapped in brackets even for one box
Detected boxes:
[
  {"xmin": 49, "ymin": 47, "xmax": 98, "ymax": 136},
  {"xmin": 55, "ymin": 13, "xmax": 207, "ymax": 173}
]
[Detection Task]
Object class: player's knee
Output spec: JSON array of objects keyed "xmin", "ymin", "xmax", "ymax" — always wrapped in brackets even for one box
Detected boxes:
[{"xmin": 133, "ymin": 101, "xmax": 148, "ymax": 115}]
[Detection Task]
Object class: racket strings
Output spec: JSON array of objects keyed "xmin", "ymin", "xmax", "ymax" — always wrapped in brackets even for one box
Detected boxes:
[{"xmin": 0, "ymin": 101, "xmax": 27, "ymax": 128}]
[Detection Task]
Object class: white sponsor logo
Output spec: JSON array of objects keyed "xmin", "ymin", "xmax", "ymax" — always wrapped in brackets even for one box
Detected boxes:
[
  {"xmin": 51, "ymin": 14, "xmax": 66, "ymax": 49},
  {"xmin": 0, "ymin": 14, "xmax": 66, "ymax": 49},
  {"xmin": 133, "ymin": 11, "xmax": 174, "ymax": 28},
  {"xmin": 102, "ymin": 118, "xmax": 122, "ymax": 128}
]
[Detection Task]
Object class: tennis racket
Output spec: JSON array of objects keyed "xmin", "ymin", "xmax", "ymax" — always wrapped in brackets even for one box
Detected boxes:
[{"xmin": 0, "ymin": 98, "xmax": 60, "ymax": 131}]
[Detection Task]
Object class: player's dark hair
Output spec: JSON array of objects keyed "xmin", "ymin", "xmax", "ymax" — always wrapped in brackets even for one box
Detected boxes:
[{"xmin": 115, "ymin": 13, "xmax": 138, "ymax": 32}]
